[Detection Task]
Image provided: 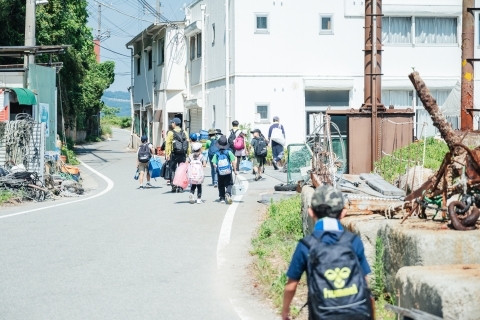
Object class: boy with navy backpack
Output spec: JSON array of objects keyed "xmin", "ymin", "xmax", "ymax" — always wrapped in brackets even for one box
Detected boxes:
[
  {"xmin": 211, "ymin": 135, "xmax": 237, "ymax": 204},
  {"xmin": 282, "ymin": 185, "xmax": 373, "ymax": 320}
]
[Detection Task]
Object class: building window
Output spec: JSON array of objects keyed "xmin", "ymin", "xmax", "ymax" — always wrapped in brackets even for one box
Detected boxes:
[
  {"xmin": 382, "ymin": 90, "xmax": 414, "ymax": 108},
  {"xmin": 383, "ymin": 17, "xmax": 412, "ymax": 44},
  {"xmin": 190, "ymin": 36, "xmax": 196, "ymax": 60},
  {"xmin": 256, "ymin": 104, "xmax": 269, "ymax": 121},
  {"xmin": 383, "ymin": 16, "xmax": 457, "ymax": 44},
  {"xmin": 212, "ymin": 23, "xmax": 215, "ymax": 45},
  {"xmin": 158, "ymin": 38, "xmax": 165, "ymax": 65},
  {"xmin": 196, "ymin": 33, "xmax": 202, "ymax": 58},
  {"xmin": 319, "ymin": 15, "xmax": 333, "ymax": 34},
  {"xmin": 136, "ymin": 55, "xmax": 141, "ymax": 75},
  {"xmin": 416, "ymin": 89, "xmax": 450, "ymax": 107},
  {"xmin": 148, "ymin": 50, "xmax": 152, "ymax": 70},
  {"xmin": 415, "ymin": 17, "xmax": 457, "ymax": 44},
  {"xmin": 255, "ymin": 14, "xmax": 268, "ymax": 33}
]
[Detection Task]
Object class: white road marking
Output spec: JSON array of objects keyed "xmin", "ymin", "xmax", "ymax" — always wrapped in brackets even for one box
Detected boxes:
[
  {"xmin": 0, "ymin": 160, "xmax": 114, "ymax": 219},
  {"xmin": 230, "ymin": 298, "xmax": 254, "ymax": 320},
  {"xmin": 216, "ymin": 175, "xmax": 249, "ymax": 269},
  {"xmin": 216, "ymin": 175, "xmax": 252, "ymax": 320}
]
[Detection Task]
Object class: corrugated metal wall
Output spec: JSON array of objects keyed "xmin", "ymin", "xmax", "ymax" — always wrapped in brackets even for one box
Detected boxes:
[{"xmin": 28, "ymin": 65, "xmax": 56, "ymax": 151}]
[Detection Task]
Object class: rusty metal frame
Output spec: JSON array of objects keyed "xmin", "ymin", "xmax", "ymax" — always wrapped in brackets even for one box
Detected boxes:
[{"xmin": 461, "ymin": 0, "xmax": 475, "ymax": 130}]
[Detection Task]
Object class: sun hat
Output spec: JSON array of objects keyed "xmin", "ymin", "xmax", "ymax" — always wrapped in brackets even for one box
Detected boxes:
[
  {"xmin": 208, "ymin": 128, "xmax": 216, "ymax": 135},
  {"xmin": 250, "ymin": 128, "xmax": 261, "ymax": 134},
  {"xmin": 215, "ymin": 135, "xmax": 229, "ymax": 150},
  {"xmin": 192, "ymin": 142, "xmax": 202, "ymax": 152}
]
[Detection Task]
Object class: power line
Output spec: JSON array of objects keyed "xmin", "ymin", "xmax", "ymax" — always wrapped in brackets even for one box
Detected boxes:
[
  {"xmin": 94, "ymin": 0, "xmax": 154, "ymax": 23},
  {"xmin": 93, "ymin": 42, "xmax": 130, "ymax": 57}
]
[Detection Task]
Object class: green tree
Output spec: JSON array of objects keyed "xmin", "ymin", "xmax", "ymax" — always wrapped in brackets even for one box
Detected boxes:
[
  {"xmin": 101, "ymin": 105, "xmax": 120, "ymax": 118},
  {"xmin": 0, "ymin": 0, "xmax": 115, "ymax": 135}
]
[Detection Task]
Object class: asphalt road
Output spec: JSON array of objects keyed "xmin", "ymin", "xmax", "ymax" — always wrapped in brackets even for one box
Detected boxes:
[{"xmin": 0, "ymin": 129, "xmax": 278, "ymax": 320}]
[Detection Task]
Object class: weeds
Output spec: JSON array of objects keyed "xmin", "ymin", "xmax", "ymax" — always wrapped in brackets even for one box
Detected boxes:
[
  {"xmin": 251, "ymin": 196, "xmax": 304, "ymax": 312},
  {"xmin": 371, "ymin": 237, "xmax": 396, "ymax": 320},
  {"xmin": 100, "ymin": 123, "xmax": 113, "ymax": 136},
  {"xmin": 0, "ymin": 189, "xmax": 14, "ymax": 204},
  {"xmin": 61, "ymin": 146, "xmax": 80, "ymax": 165}
]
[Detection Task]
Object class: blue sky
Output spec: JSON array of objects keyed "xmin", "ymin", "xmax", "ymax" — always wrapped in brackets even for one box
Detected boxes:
[{"xmin": 86, "ymin": 0, "xmax": 187, "ymax": 92}]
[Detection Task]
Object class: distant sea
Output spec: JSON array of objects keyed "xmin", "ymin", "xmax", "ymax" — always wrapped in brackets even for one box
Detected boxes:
[{"xmin": 101, "ymin": 91, "xmax": 131, "ymax": 117}]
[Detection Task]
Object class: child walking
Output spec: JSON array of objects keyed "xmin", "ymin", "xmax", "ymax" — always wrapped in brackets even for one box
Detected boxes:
[
  {"xmin": 211, "ymin": 135, "xmax": 238, "ymax": 204},
  {"xmin": 187, "ymin": 142, "xmax": 207, "ymax": 204}
]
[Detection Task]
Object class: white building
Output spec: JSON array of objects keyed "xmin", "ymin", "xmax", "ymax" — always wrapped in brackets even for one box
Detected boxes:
[
  {"xmin": 184, "ymin": 0, "xmax": 478, "ymax": 144},
  {"xmin": 126, "ymin": 22, "xmax": 186, "ymax": 148}
]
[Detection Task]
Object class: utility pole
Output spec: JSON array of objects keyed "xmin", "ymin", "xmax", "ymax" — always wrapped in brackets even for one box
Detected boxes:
[
  {"xmin": 97, "ymin": 4, "xmax": 101, "ymax": 40},
  {"xmin": 461, "ymin": 0, "xmax": 475, "ymax": 130},
  {"xmin": 155, "ymin": 0, "xmax": 161, "ymax": 24},
  {"xmin": 24, "ymin": 0, "xmax": 36, "ymax": 66}
]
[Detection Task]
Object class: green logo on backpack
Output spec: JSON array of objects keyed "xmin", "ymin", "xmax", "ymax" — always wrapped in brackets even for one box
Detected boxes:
[{"xmin": 323, "ymin": 267, "xmax": 358, "ymax": 299}]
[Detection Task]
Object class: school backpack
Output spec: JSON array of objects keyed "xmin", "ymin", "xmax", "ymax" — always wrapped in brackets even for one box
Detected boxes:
[
  {"xmin": 138, "ymin": 143, "xmax": 151, "ymax": 163},
  {"xmin": 301, "ymin": 231, "xmax": 373, "ymax": 320},
  {"xmin": 208, "ymin": 138, "xmax": 219, "ymax": 159},
  {"xmin": 173, "ymin": 130, "xmax": 188, "ymax": 154},
  {"xmin": 188, "ymin": 154, "xmax": 205, "ymax": 184},
  {"xmin": 233, "ymin": 135, "xmax": 245, "ymax": 151},
  {"xmin": 254, "ymin": 137, "xmax": 268, "ymax": 157},
  {"xmin": 228, "ymin": 129, "xmax": 239, "ymax": 150},
  {"xmin": 216, "ymin": 150, "xmax": 232, "ymax": 175}
]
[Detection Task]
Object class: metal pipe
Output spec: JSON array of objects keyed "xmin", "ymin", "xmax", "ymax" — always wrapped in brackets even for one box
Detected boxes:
[
  {"xmin": 363, "ymin": 0, "xmax": 373, "ymax": 106},
  {"xmin": 225, "ymin": 0, "xmax": 231, "ymax": 130},
  {"xmin": 371, "ymin": 0, "xmax": 377, "ymax": 167},
  {"xmin": 201, "ymin": 4, "xmax": 207, "ymax": 130},
  {"xmin": 461, "ymin": 0, "xmax": 474, "ymax": 130},
  {"xmin": 127, "ymin": 45, "xmax": 135, "ymax": 139}
]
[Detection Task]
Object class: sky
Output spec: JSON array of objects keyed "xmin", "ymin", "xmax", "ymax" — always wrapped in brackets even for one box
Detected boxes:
[{"xmin": 86, "ymin": 0, "xmax": 187, "ymax": 92}]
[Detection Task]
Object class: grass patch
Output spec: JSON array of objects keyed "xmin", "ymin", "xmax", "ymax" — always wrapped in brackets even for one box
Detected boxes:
[
  {"xmin": 0, "ymin": 189, "xmax": 15, "ymax": 205},
  {"xmin": 251, "ymin": 196, "xmax": 305, "ymax": 315},
  {"xmin": 371, "ymin": 237, "xmax": 396, "ymax": 320},
  {"xmin": 374, "ymin": 137, "xmax": 448, "ymax": 183}
]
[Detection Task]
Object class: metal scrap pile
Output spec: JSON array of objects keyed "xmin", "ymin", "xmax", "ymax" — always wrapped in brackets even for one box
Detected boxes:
[
  {"xmin": 0, "ymin": 171, "xmax": 51, "ymax": 202},
  {"xmin": 401, "ymin": 72, "xmax": 480, "ymax": 230}
]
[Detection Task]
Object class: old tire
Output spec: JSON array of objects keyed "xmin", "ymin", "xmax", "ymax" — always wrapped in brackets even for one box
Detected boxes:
[{"xmin": 274, "ymin": 183, "xmax": 297, "ymax": 192}]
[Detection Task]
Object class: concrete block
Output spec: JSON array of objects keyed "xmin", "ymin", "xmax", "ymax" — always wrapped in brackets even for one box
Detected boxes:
[
  {"xmin": 341, "ymin": 215, "xmax": 389, "ymax": 277},
  {"xmin": 396, "ymin": 265, "xmax": 480, "ymax": 320},
  {"xmin": 380, "ymin": 220, "xmax": 480, "ymax": 293},
  {"xmin": 340, "ymin": 216, "xmax": 480, "ymax": 293}
]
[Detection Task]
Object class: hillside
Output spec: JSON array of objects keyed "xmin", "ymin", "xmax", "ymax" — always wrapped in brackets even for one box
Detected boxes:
[{"xmin": 101, "ymin": 91, "xmax": 130, "ymax": 117}]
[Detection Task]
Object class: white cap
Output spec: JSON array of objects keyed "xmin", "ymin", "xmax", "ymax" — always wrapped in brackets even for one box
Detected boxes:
[{"xmin": 192, "ymin": 142, "xmax": 202, "ymax": 152}]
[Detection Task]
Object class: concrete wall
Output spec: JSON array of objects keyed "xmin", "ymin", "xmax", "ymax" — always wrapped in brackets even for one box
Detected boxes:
[{"xmin": 184, "ymin": 0, "xmax": 467, "ymax": 142}]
